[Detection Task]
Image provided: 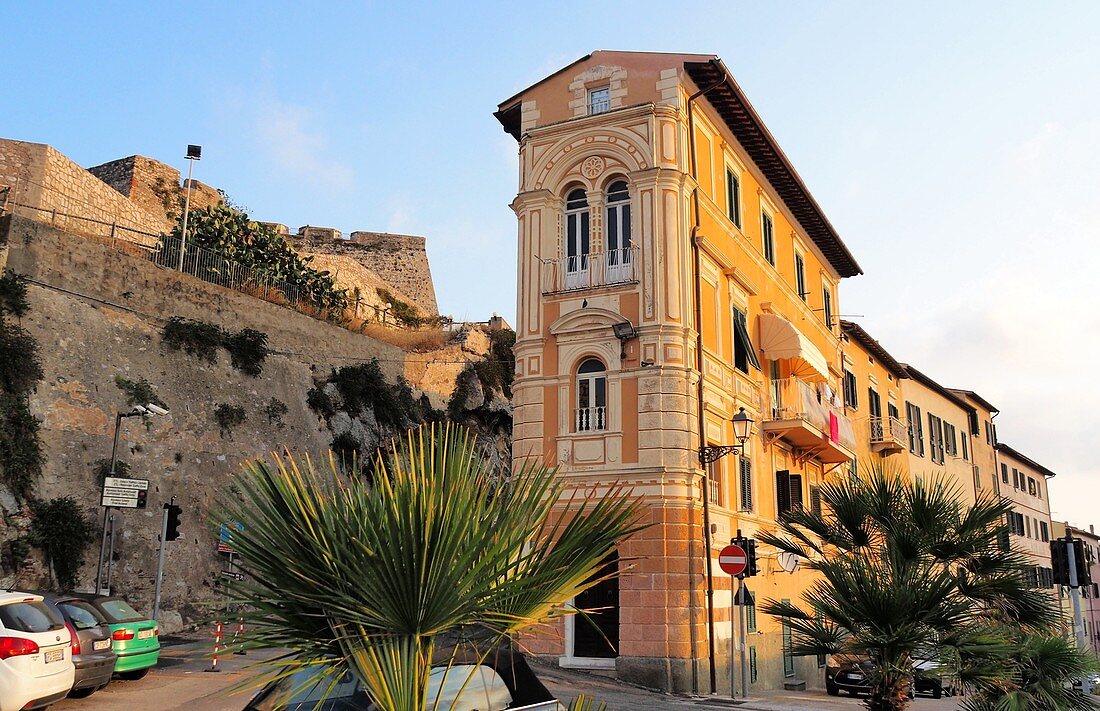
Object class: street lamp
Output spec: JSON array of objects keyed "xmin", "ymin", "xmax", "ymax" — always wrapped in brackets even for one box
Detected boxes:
[
  {"xmin": 612, "ymin": 321, "xmax": 638, "ymax": 360},
  {"xmin": 95, "ymin": 402, "xmax": 169, "ymax": 594},
  {"xmin": 699, "ymin": 407, "xmax": 755, "ymax": 465},
  {"xmin": 176, "ymin": 144, "xmax": 202, "ymax": 272}
]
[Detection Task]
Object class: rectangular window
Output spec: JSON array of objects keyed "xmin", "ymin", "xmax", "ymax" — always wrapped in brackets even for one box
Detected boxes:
[
  {"xmin": 1028, "ymin": 477, "xmax": 1037, "ymax": 496},
  {"xmin": 733, "ymin": 308, "xmax": 761, "ymax": 373},
  {"xmin": 588, "ymin": 87, "xmax": 610, "ymax": 115},
  {"xmin": 795, "ymin": 253, "xmax": 807, "ymax": 301},
  {"xmin": 1035, "ymin": 480, "xmax": 1042, "ymax": 499},
  {"xmin": 762, "ymin": 211, "xmax": 775, "ymax": 266},
  {"xmin": 746, "ymin": 601, "xmax": 757, "ymax": 632},
  {"xmin": 749, "ymin": 646, "xmax": 757, "ymax": 684},
  {"xmin": 739, "ymin": 455, "xmax": 753, "ymax": 512},
  {"xmin": 888, "ymin": 402, "xmax": 899, "ymax": 421},
  {"xmin": 707, "ymin": 459, "xmax": 722, "ymax": 507},
  {"xmin": 1025, "ymin": 516, "xmax": 1031, "ymax": 539},
  {"xmin": 843, "ymin": 369, "xmax": 858, "ymax": 409},
  {"xmin": 776, "ymin": 470, "xmax": 803, "ymax": 517},
  {"xmin": 944, "ymin": 423, "xmax": 957, "ymax": 457},
  {"xmin": 868, "ymin": 388, "xmax": 882, "ymax": 418},
  {"xmin": 1001, "ymin": 463, "xmax": 1009, "ymax": 484},
  {"xmin": 927, "ymin": 414, "xmax": 944, "ymax": 464},
  {"xmin": 961, "ymin": 432, "xmax": 969, "ymax": 461},
  {"xmin": 1013, "ymin": 468, "xmax": 1021, "ymax": 489},
  {"xmin": 849, "ymin": 459, "xmax": 859, "ymax": 486},
  {"xmin": 973, "ymin": 465, "xmax": 981, "ymax": 490},
  {"xmin": 726, "ymin": 168, "xmax": 741, "ymax": 228},
  {"xmin": 822, "ymin": 287, "xmax": 833, "ymax": 329},
  {"xmin": 810, "ymin": 485, "xmax": 822, "ymax": 516},
  {"xmin": 1040, "ymin": 521, "xmax": 1049, "ymax": 542},
  {"xmin": 984, "ymin": 421, "xmax": 992, "ymax": 444}
]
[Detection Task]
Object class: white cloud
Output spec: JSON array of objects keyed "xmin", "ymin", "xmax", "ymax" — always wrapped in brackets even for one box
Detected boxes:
[{"xmin": 254, "ymin": 99, "xmax": 354, "ymax": 191}]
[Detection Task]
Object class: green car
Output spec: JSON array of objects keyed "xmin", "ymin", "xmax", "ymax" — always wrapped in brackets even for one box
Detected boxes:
[{"xmin": 72, "ymin": 595, "xmax": 159, "ymax": 679}]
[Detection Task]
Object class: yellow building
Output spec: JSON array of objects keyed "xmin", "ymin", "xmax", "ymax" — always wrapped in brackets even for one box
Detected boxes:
[
  {"xmin": 496, "ymin": 50, "xmax": 864, "ymax": 694},
  {"xmin": 839, "ymin": 320, "xmax": 911, "ymax": 472}
]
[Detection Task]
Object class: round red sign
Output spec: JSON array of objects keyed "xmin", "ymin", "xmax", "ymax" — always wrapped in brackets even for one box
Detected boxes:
[{"xmin": 719, "ymin": 544, "xmax": 748, "ymax": 576}]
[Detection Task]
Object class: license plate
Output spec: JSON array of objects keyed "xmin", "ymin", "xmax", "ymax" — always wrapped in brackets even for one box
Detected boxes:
[
  {"xmin": 848, "ymin": 673, "xmax": 864, "ymax": 681},
  {"xmin": 137, "ymin": 628, "xmax": 155, "ymax": 640},
  {"xmin": 93, "ymin": 639, "xmax": 111, "ymax": 651},
  {"xmin": 45, "ymin": 649, "xmax": 64, "ymax": 663}
]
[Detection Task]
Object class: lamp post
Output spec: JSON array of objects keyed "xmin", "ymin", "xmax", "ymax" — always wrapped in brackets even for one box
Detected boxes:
[
  {"xmin": 176, "ymin": 144, "xmax": 202, "ymax": 272},
  {"xmin": 95, "ymin": 403, "xmax": 169, "ymax": 594}
]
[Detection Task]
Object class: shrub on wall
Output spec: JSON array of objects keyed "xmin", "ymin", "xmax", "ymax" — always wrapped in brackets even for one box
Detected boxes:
[
  {"xmin": 28, "ymin": 497, "xmax": 97, "ymax": 591},
  {"xmin": 263, "ymin": 397, "xmax": 289, "ymax": 426},
  {"xmin": 214, "ymin": 404, "xmax": 247, "ymax": 438},
  {"xmin": 113, "ymin": 375, "xmax": 167, "ymax": 409},
  {"xmin": 375, "ymin": 288, "xmax": 424, "ymax": 328},
  {"xmin": 0, "ymin": 270, "xmax": 29, "ymax": 318},
  {"xmin": 161, "ymin": 318, "xmax": 269, "ymax": 376},
  {"xmin": 223, "ymin": 328, "xmax": 269, "ymax": 377},
  {"xmin": 0, "ymin": 273, "xmax": 44, "ymax": 501}
]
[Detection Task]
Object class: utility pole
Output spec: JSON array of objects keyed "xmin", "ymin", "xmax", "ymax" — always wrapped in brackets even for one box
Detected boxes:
[
  {"xmin": 177, "ymin": 145, "xmax": 201, "ymax": 272},
  {"xmin": 1063, "ymin": 532, "xmax": 1090, "ymax": 694}
]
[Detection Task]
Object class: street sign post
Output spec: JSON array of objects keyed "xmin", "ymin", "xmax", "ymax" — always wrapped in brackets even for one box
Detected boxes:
[
  {"xmin": 723, "ymin": 532, "xmax": 758, "ymax": 700},
  {"xmin": 100, "ymin": 477, "xmax": 150, "ymax": 509},
  {"xmin": 217, "ymin": 522, "xmax": 244, "ymax": 554}
]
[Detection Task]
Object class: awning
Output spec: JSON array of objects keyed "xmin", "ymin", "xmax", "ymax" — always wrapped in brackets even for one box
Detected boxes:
[{"xmin": 758, "ymin": 313, "xmax": 829, "ymax": 381}]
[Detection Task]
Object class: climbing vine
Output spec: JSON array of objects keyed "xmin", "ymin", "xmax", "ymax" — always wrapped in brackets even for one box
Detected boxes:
[{"xmin": 0, "ymin": 270, "xmax": 43, "ymax": 500}]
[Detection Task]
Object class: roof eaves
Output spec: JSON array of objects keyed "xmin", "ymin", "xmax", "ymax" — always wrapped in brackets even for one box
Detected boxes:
[
  {"xmin": 946, "ymin": 388, "xmax": 999, "ymax": 414},
  {"xmin": 996, "ymin": 442, "xmax": 1057, "ymax": 478},
  {"xmin": 839, "ymin": 320, "xmax": 907, "ymax": 379},
  {"xmin": 683, "ymin": 59, "xmax": 862, "ymax": 279},
  {"xmin": 900, "ymin": 364, "xmax": 977, "ymax": 415}
]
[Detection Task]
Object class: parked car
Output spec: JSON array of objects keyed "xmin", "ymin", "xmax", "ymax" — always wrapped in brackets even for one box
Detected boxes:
[
  {"xmin": 39, "ymin": 593, "xmax": 116, "ymax": 697},
  {"xmin": 243, "ymin": 646, "xmax": 560, "ymax": 711},
  {"xmin": 825, "ymin": 655, "xmax": 951, "ymax": 699},
  {"xmin": 70, "ymin": 594, "xmax": 158, "ymax": 679},
  {"xmin": 0, "ymin": 592, "xmax": 75, "ymax": 711}
]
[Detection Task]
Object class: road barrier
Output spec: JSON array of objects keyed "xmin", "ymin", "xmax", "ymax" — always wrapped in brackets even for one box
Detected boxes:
[
  {"xmin": 231, "ymin": 617, "xmax": 246, "ymax": 655},
  {"xmin": 205, "ymin": 620, "xmax": 223, "ymax": 673}
]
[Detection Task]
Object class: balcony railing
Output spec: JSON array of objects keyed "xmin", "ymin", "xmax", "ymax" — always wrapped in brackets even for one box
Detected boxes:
[
  {"xmin": 765, "ymin": 377, "xmax": 856, "ymax": 462},
  {"xmin": 869, "ymin": 415, "xmax": 907, "ymax": 453},
  {"xmin": 542, "ymin": 247, "xmax": 638, "ymax": 294},
  {"xmin": 576, "ymin": 406, "xmax": 607, "ymax": 433}
]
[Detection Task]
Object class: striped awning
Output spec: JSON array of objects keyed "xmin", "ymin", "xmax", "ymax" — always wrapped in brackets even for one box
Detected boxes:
[{"xmin": 758, "ymin": 313, "xmax": 829, "ymax": 381}]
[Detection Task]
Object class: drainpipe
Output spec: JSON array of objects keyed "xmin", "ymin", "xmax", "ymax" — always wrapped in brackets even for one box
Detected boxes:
[{"xmin": 687, "ymin": 59, "xmax": 727, "ymax": 697}]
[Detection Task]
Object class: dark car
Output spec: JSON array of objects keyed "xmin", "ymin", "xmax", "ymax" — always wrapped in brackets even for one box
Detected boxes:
[
  {"xmin": 243, "ymin": 646, "xmax": 559, "ymax": 711},
  {"xmin": 68, "ymin": 594, "xmax": 159, "ymax": 679},
  {"xmin": 825, "ymin": 655, "xmax": 950, "ymax": 699},
  {"xmin": 40, "ymin": 594, "xmax": 116, "ymax": 697}
]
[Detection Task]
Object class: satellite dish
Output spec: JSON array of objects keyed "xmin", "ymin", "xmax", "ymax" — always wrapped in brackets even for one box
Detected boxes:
[{"xmin": 776, "ymin": 551, "xmax": 801, "ymax": 573}]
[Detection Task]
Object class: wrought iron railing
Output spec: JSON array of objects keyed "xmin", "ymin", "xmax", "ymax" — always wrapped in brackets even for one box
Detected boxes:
[
  {"xmin": 542, "ymin": 246, "xmax": 638, "ymax": 294},
  {"xmin": 869, "ymin": 415, "xmax": 908, "ymax": 446}
]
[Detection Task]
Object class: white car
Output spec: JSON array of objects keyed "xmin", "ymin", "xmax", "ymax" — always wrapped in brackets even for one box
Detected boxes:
[{"xmin": 0, "ymin": 592, "xmax": 74, "ymax": 711}]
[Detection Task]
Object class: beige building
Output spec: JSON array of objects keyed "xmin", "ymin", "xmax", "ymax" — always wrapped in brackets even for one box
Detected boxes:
[{"xmin": 996, "ymin": 443, "xmax": 1056, "ymax": 587}]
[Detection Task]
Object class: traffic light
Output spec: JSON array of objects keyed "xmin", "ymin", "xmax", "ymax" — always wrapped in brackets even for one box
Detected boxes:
[
  {"xmin": 1073, "ymin": 539, "xmax": 1093, "ymax": 588},
  {"xmin": 165, "ymin": 504, "xmax": 183, "ymax": 542},
  {"xmin": 136, "ymin": 489, "xmax": 147, "ymax": 509},
  {"xmin": 1052, "ymin": 539, "xmax": 1070, "ymax": 585},
  {"xmin": 745, "ymin": 539, "xmax": 759, "ymax": 577}
]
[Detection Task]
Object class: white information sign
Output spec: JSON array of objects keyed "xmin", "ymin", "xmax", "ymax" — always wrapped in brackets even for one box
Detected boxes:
[{"xmin": 100, "ymin": 477, "xmax": 150, "ymax": 508}]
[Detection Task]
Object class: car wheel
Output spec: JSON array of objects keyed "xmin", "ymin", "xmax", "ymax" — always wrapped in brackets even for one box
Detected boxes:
[
  {"xmin": 118, "ymin": 667, "xmax": 150, "ymax": 680},
  {"xmin": 933, "ymin": 685, "xmax": 942, "ymax": 699},
  {"xmin": 826, "ymin": 681, "xmax": 839, "ymax": 696}
]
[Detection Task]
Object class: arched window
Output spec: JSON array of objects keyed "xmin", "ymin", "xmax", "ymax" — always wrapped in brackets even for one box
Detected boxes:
[
  {"xmin": 576, "ymin": 358, "xmax": 607, "ymax": 432},
  {"xmin": 564, "ymin": 189, "xmax": 590, "ymax": 288},
  {"xmin": 605, "ymin": 181, "xmax": 633, "ymax": 283}
]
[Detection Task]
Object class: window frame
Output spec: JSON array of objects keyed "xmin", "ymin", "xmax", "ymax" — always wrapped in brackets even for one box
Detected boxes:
[
  {"xmin": 588, "ymin": 86, "xmax": 611, "ymax": 115},
  {"xmin": 725, "ymin": 167, "xmax": 742, "ymax": 229},
  {"xmin": 604, "ymin": 180, "xmax": 632, "ymax": 260},
  {"xmin": 575, "ymin": 358, "xmax": 607, "ymax": 432},
  {"xmin": 733, "ymin": 308, "xmax": 761, "ymax": 373},
  {"xmin": 794, "ymin": 252, "xmax": 807, "ymax": 301},
  {"xmin": 843, "ymin": 369, "xmax": 858, "ymax": 409},
  {"xmin": 761, "ymin": 209, "xmax": 775, "ymax": 266},
  {"xmin": 738, "ymin": 455, "xmax": 753, "ymax": 512},
  {"xmin": 822, "ymin": 286, "xmax": 833, "ymax": 329}
]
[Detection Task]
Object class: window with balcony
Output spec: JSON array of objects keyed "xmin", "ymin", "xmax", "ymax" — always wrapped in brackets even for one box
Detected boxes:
[
  {"xmin": 868, "ymin": 388, "xmax": 882, "ymax": 417},
  {"xmin": 605, "ymin": 180, "xmax": 633, "ymax": 283},
  {"xmin": 726, "ymin": 168, "xmax": 741, "ymax": 228},
  {"xmin": 707, "ymin": 458, "xmax": 722, "ymax": 506},
  {"xmin": 776, "ymin": 470, "xmax": 803, "ymax": 518},
  {"xmin": 588, "ymin": 87, "xmax": 610, "ymax": 115},
  {"xmin": 575, "ymin": 358, "xmax": 606, "ymax": 432},
  {"xmin": 761, "ymin": 210, "xmax": 775, "ymax": 266},
  {"xmin": 795, "ymin": 253, "xmax": 807, "ymax": 301},
  {"xmin": 565, "ymin": 188, "xmax": 590, "ymax": 290},
  {"xmin": 733, "ymin": 308, "xmax": 760, "ymax": 373}
]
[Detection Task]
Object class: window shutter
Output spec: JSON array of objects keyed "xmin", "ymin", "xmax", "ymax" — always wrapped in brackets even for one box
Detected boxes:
[
  {"xmin": 776, "ymin": 470, "xmax": 792, "ymax": 516},
  {"xmin": 739, "ymin": 456, "xmax": 753, "ymax": 512},
  {"xmin": 810, "ymin": 485, "xmax": 822, "ymax": 516},
  {"xmin": 790, "ymin": 473, "xmax": 804, "ymax": 512}
]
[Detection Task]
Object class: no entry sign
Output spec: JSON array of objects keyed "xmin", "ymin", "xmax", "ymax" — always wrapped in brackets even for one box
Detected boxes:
[{"xmin": 719, "ymin": 543, "xmax": 748, "ymax": 576}]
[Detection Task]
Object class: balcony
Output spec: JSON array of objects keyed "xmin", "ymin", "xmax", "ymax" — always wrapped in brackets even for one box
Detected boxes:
[
  {"xmin": 764, "ymin": 377, "xmax": 855, "ymax": 464},
  {"xmin": 576, "ymin": 406, "xmax": 607, "ymax": 433},
  {"xmin": 869, "ymin": 416, "xmax": 907, "ymax": 454},
  {"xmin": 542, "ymin": 247, "xmax": 638, "ymax": 295}
]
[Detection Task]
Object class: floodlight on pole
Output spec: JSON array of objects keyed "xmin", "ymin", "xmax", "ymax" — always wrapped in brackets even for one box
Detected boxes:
[{"xmin": 177, "ymin": 145, "xmax": 202, "ymax": 272}]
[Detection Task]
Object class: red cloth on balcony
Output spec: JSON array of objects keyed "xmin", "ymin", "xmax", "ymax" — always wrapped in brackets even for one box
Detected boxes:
[{"xmin": 829, "ymin": 411, "xmax": 840, "ymax": 443}]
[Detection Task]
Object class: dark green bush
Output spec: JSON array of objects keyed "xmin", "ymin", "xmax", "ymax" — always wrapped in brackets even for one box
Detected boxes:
[
  {"xmin": 214, "ymin": 404, "xmax": 247, "ymax": 438},
  {"xmin": 0, "ymin": 321, "xmax": 42, "ymax": 397},
  {"xmin": 263, "ymin": 397, "xmax": 289, "ymax": 426},
  {"xmin": 0, "ymin": 393, "xmax": 44, "ymax": 500},
  {"xmin": 113, "ymin": 375, "xmax": 167, "ymax": 408},
  {"xmin": 223, "ymin": 328, "xmax": 269, "ymax": 377},
  {"xmin": 331, "ymin": 360, "xmax": 424, "ymax": 429},
  {"xmin": 0, "ymin": 270, "xmax": 29, "ymax": 318},
  {"xmin": 29, "ymin": 497, "xmax": 97, "ymax": 591},
  {"xmin": 376, "ymin": 288, "xmax": 424, "ymax": 328},
  {"xmin": 91, "ymin": 458, "xmax": 131, "ymax": 486},
  {"xmin": 162, "ymin": 317, "xmax": 223, "ymax": 363},
  {"xmin": 0, "ymin": 537, "xmax": 30, "ymax": 576},
  {"xmin": 306, "ymin": 386, "xmax": 336, "ymax": 418}
]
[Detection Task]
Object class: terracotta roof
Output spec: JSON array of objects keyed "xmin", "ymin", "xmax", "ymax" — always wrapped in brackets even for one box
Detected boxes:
[
  {"xmin": 996, "ymin": 442, "xmax": 1057, "ymax": 478},
  {"xmin": 840, "ymin": 320, "xmax": 907, "ymax": 379}
]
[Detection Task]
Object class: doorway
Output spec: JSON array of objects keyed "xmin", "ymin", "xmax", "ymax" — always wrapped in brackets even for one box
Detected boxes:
[{"xmin": 572, "ymin": 552, "xmax": 619, "ymax": 659}]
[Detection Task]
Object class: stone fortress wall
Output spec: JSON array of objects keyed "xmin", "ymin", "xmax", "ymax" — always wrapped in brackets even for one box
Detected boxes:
[{"xmin": 0, "ymin": 137, "xmax": 440, "ymax": 320}]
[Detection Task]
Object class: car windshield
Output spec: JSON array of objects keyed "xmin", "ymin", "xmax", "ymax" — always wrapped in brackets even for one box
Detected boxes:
[
  {"xmin": 0, "ymin": 601, "xmax": 65, "ymax": 632},
  {"xmin": 59, "ymin": 600, "xmax": 106, "ymax": 630},
  {"xmin": 99, "ymin": 599, "xmax": 145, "ymax": 623},
  {"xmin": 251, "ymin": 667, "xmax": 362, "ymax": 711}
]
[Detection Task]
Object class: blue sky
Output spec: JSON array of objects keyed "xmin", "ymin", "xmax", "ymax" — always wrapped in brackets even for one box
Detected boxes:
[{"xmin": 5, "ymin": 2, "xmax": 1099, "ymax": 526}]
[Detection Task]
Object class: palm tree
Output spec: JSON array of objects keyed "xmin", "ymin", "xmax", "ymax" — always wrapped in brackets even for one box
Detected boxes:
[
  {"xmin": 759, "ymin": 464, "xmax": 1058, "ymax": 711},
  {"xmin": 960, "ymin": 631, "xmax": 1100, "ymax": 710},
  {"xmin": 220, "ymin": 424, "xmax": 645, "ymax": 711}
]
